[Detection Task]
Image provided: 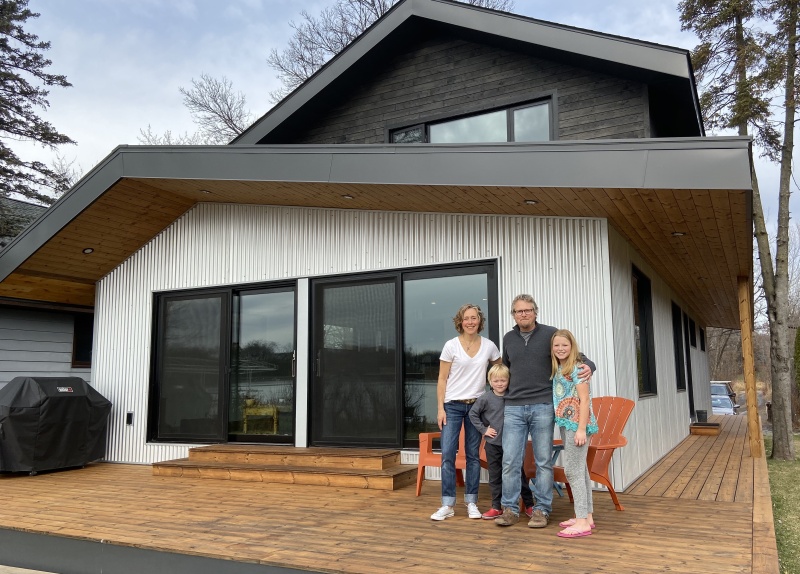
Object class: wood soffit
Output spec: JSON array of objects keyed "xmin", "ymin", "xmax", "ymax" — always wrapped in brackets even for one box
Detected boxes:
[{"xmin": 1, "ymin": 176, "xmax": 751, "ymax": 328}]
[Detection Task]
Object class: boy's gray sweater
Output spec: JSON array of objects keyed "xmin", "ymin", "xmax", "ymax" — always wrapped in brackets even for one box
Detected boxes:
[
  {"xmin": 468, "ymin": 391, "xmax": 505, "ymax": 445},
  {"xmin": 502, "ymin": 323, "xmax": 596, "ymax": 406}
]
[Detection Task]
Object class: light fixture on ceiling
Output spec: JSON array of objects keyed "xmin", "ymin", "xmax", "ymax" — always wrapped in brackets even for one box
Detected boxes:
[
  {"xmin": 524, "ymin": 199, "xmax": 538, "ymax": 205},
  {"xmin": 82, "ymin": 247, "xmax": 94, "ymax": 254},
  {"xmin": 671, "ymin": 231, "xmax": 686, "ymax": 237},
  {"xmin": 199, "ymin": 189, "xmax": 212, "ymax": 194},
  {"xmin": 342, "ymin": 194, "xmax": 354, "ymax": 200}
]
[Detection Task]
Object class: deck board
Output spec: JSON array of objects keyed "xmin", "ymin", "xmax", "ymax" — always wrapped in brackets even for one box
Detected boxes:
[{"xmin": 0, "ymin": 414, "xmax": 778, "ymax": 573}]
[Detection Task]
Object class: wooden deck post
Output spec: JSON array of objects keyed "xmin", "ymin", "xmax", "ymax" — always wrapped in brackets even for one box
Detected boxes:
[{"xmin": 738, "ymin": 276, "xmax": 762, "ymax": 457}]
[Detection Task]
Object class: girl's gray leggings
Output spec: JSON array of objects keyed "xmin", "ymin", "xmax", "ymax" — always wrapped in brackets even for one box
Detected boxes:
[{"xmin": 560, "ymin": 427, "xmax": 593, "ymax": 518}]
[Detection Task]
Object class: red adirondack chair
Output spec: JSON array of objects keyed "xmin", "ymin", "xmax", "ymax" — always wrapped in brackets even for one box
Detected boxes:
[
  {"xmin": 416, "ymin": 427, "xmax": 487, "ymax": 496},
  {"xmin": 524, "ymin": 396, "xmax": 635, "ymax": 510}
]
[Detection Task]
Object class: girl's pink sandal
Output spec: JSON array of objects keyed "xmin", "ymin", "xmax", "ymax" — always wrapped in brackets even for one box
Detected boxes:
[
  {"xmin": 557, "ymin": 527, "xmax": 592, "ymax": 538},
  {"xmin": 559, "ymin": 518, "xmax": 595, "ymax": 529}
]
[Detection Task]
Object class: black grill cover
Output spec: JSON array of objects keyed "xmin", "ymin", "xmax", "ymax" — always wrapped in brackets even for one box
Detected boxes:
[{"xmin": 0, "ymin": 377, "xmax": 112, "ymax": 473}]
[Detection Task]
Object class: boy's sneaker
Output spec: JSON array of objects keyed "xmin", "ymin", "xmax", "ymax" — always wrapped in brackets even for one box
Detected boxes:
[
  {"xmin": 466, "ymin": 502, "xmax": 482, "ymax": 519},
  {"xmin": 430, "ymin": 505, "xmax": 454, "ymax": 521},
  {"xmin": 481, "ymin": 508, "xmax": 503, "ymax": 519},
  {"xmin": 527, "ymin": 509, "xmax": 549, "ymax": 528},
  {"xmin": 525, "ymin": 506, "xmax": 534, "ymax": 518},
  {"xmin": 494, "ymin": 507, "xmax": 519, "ymax": 526}
]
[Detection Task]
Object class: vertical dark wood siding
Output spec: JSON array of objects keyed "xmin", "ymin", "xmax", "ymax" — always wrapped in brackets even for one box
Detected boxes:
[{"xmin": 284, "ymin": 34, "xmax": 648, "ymax": 144}]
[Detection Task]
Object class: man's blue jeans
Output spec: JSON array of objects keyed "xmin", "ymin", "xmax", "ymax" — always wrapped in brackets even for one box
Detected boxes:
[
  {"xmin": 501, "ymin": 403, "xmax": 555, "ymax": 515},
  {"xmin": 440, "ymin": 401, "xmax": 482, "ymax": 506}
]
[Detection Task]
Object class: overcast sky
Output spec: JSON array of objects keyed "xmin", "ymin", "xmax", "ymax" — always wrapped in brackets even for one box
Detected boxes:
[{"xmin": 13, "ymin": 0, "xmax": 794, "ymax": 226}]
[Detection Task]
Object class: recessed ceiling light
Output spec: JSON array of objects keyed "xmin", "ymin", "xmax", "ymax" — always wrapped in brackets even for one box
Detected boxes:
[
  {"xmin": 82, "ymin": 248, "xmax": 94, "ymax": 254},
  {"xmin": 672, "ymin": 231, "xmax": 686, "ymax": 237},
  {"xmin": 199, "ymin": 189, "xmax": 212, "ymax": 194},
  {"xmin": 342, "ymin": 194, "xmax": 354, "ymax": 200},
  {"xmin": 524, "ymin": 199, "xmax": 538, "ymax": 205}
]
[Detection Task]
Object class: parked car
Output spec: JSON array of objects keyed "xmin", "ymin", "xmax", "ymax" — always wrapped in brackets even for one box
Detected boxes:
[
  {"xmin": 710, "ymin": 381, "xmax": 736, "ymax": 402},
  {"xmin": 711, "ymin": 395, "xmax": 740, "ymax": 415}
]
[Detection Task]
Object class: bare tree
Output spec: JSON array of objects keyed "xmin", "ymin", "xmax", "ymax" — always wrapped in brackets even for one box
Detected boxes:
[
  {"xmin": 268, "ymin": 0, "xmax": 516, "ymax": 102},
  {"xmin": 139, "ymin": 75, "xmax": 253, "ymax": 145},
  {"xmin": 137, "ymin": 125, "xmax": 208, "ymax": 146}
]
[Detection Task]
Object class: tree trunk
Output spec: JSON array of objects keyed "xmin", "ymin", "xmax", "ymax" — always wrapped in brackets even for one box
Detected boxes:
[{"xmin": 765, "ymin": 0, "xmax": 797, "ymax": 460}]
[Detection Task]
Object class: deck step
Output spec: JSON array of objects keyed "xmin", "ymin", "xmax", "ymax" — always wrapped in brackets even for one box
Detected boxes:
[
  {"xmin": 153, "ymin": 445, "xmax": 416, "ymax": 491},
  {"xmin": 185, "ymin": 444, "xmax": 401, "ymax": 470}
]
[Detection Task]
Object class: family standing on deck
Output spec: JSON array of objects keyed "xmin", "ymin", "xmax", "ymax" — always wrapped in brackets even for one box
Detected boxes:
[{"xmin": 430, "ymin": 295, "xmax": 598, "ymax": 539}]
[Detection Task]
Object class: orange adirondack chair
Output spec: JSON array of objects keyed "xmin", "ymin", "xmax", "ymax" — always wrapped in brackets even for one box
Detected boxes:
[
  {"xmin": 416, "ymin": 426, "xmax": 487, "ymax": 496},
  {"xmin": 524, "ymin": 396, "xmax": 635, "ymax": 510}
]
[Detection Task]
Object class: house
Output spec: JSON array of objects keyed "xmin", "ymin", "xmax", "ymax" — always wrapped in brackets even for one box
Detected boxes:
[
  {"xmin": 0, "ymin": 0, "xmax": 754, "ymax": 492},
  {"xmin": 0, "ymin": 197, "xmax": 93, "ymax": 389}
]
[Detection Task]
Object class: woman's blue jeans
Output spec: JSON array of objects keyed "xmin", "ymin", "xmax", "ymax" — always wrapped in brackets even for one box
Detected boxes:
[
  {"xmin": 440, "ymin": 401, "xmax": 482, "ymax": 506},
  {"xmin": 501, "ymin": 403, "xmax": 555, "ymax": 515}
]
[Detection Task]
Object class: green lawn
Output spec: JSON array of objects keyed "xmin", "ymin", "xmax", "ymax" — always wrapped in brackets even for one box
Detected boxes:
[{"xmin": 765, "ymin": 435, "xmax": 800, "ymax": 574}]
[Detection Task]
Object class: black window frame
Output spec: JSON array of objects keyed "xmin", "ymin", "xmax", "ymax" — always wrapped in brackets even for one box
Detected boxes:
[
  {"xmin": 699, "ymin": 327, "xmax": 706, "ymax": 351},
  {"xmin": 689, "ymin": 318, "xmax": 697, "ymax": 347},
  {"xmin": 388, "ymin": 96, "xmax": 554, "ymax": 144},
  {"xmin": 632, "ymin": 265, "xmax": 657, "ymax": 396},
  {"xmin": 71, "ymin": 312, "xmax": 94, "ymax": 368},
  {"xmin": 670, "ymin": 302, "xmax": 686, "ymax": 392}
]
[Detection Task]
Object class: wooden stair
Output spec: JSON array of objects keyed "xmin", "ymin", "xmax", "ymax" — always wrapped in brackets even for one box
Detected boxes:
[{"xmin": 152, "ymin": 444, "xmax": 417, "ymax": 491}]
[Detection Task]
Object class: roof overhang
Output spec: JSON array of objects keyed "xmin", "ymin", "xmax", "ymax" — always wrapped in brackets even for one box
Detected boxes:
[
  {"xmin": 0, "ymin": 136, "xmax": 752, "ymax": 328},
  {"xmin": 234, "ymin": 0, "xmax": 703, "ymax": 145}
]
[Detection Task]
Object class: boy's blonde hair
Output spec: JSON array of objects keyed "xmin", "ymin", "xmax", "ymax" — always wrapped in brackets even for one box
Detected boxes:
[
  {"xmin": 487, "ymin": 363, "xmax": 510, "ymax": 382},
  {"xmin": 550, "ymin": 329, "xmax": 581, "ymax": 378}
]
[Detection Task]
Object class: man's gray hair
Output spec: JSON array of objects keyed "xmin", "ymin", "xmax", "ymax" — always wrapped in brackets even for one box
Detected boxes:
[{"xmin": 510, "ymin": 294, "xmax": 538, "ymax": 315}]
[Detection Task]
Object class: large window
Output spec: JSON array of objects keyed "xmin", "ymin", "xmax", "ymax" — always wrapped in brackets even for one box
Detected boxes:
[
  {"xmin": 632, "ymin": 265, "xmax": 656, "ymax": 396},
  {"xmin": 390, "ymin": 100, "xmax": 551, "ymax": 144}
]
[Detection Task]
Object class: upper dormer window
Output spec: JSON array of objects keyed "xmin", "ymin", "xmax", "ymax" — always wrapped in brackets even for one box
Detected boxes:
[{"xmin": 390, "ymin": 100, "xmax": 551, "ymax": 144}]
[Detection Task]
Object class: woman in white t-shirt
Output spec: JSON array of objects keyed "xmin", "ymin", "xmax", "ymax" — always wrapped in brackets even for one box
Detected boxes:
[{"xmin": 430, "ymin": 303, "xmax": 501, "ymax": 521}]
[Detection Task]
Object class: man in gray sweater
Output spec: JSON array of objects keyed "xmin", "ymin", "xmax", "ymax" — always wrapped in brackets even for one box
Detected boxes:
[{"xmin": 495, "ymin": 294, "xmax": 595, "ymax": 528}]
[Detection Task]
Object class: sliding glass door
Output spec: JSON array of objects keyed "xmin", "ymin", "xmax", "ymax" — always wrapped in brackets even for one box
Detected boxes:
[{"xmin": 311, "ymin": 276, "xmax": 400, "ymax": 446}]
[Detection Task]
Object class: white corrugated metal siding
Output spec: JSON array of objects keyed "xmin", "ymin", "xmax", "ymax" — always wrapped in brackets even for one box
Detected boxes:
[
  {"xmin": 607, "ymin": 226, "xmax": 714, "ymax": 490},
  {"xmin": 93, "ymin": 203, "xmax": 613, "ymax": 464}
]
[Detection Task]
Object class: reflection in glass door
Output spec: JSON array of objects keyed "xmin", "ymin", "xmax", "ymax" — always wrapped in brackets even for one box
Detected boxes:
[
  {"xmin": 402, "ymin": 269, "xmax": 493, "ymax": 443},
  {"xmin": 229, "ymin": 288, "xmax": 295, "ymax": 442},
  {"xmin": 312, "ymin": 277, "xmax": 399, "ymax": 446}
]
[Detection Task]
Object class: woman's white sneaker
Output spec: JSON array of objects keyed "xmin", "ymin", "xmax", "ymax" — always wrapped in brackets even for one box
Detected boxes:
[
  {"xmin": 430, "ymin": 505, "xmax": 455, "ymax": 521},
  {"xmin": 466, "ymin": 502, "xmax": 482, "ymax": 519}
]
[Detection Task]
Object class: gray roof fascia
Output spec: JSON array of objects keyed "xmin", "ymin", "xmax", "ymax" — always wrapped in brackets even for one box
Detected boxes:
[
  {"xmin": 234, "ymin": 0, "xmax": 695, "ymax": 146},
  {"xmin": 0, "ymin": 137, "xmax": 752, "ymax": 283}
]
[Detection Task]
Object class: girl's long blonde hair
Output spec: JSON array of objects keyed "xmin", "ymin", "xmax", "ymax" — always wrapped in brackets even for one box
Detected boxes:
[{"xmin": 551, "ymin": 329, "xmax": 580, "ymax": 378}]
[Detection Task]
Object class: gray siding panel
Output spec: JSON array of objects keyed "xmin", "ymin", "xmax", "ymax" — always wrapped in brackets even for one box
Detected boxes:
[
  {"xmin": 0, "ymin": 308, "xmax": 91, "ymax": 385},
  {"xmin": 283, "ymin": 35, "xmax": 647, "ymax": 144}
]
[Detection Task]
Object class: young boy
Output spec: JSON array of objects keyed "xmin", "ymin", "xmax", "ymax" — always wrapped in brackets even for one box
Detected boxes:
[{"xmin": 468, "ymin": 364, "xmax": 534, "ymax": 519}]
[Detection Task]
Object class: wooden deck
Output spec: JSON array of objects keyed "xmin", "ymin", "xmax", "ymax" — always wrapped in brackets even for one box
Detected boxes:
[{"xmin": 0, "ymin": 415, "xmax": 778, "ymax": 574}]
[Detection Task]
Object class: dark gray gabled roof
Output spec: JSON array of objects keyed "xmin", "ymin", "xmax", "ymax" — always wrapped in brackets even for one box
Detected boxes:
[{"xmin": 234, "ymin": 0, "xmax": 702, "ymax": 146}]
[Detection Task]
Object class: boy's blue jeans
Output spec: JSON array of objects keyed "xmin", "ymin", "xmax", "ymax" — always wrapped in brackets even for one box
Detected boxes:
[
  {"xmin": 440, "ymin": 401, "xmax": 482, "ymax": 507},
  {"xmin": 500, "ymin": 403, "xmax": 555, "ymax": 515}
]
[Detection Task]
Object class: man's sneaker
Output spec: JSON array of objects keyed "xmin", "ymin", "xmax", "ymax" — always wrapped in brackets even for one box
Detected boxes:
[
  {"xmin": 528, "ymin": 508, "xmax": 549, "ymax": 528},
  {"xmin": 481, "ymin": 508, "xmax": 503, "ymax": 520},
  {"xmin": 466, "ymin": 502, "xmax": 482, "ymax": 519},
  {"xmin": 494, "ymin": 507, "xmax": 519, "ymax": 526},
  {"xmin": 524, "ymin": 506, "xmax": 534, "ymax": 518},
  {"xmin": 430, "ymin": 505, "xmax": 454, "ymax": 521}
]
